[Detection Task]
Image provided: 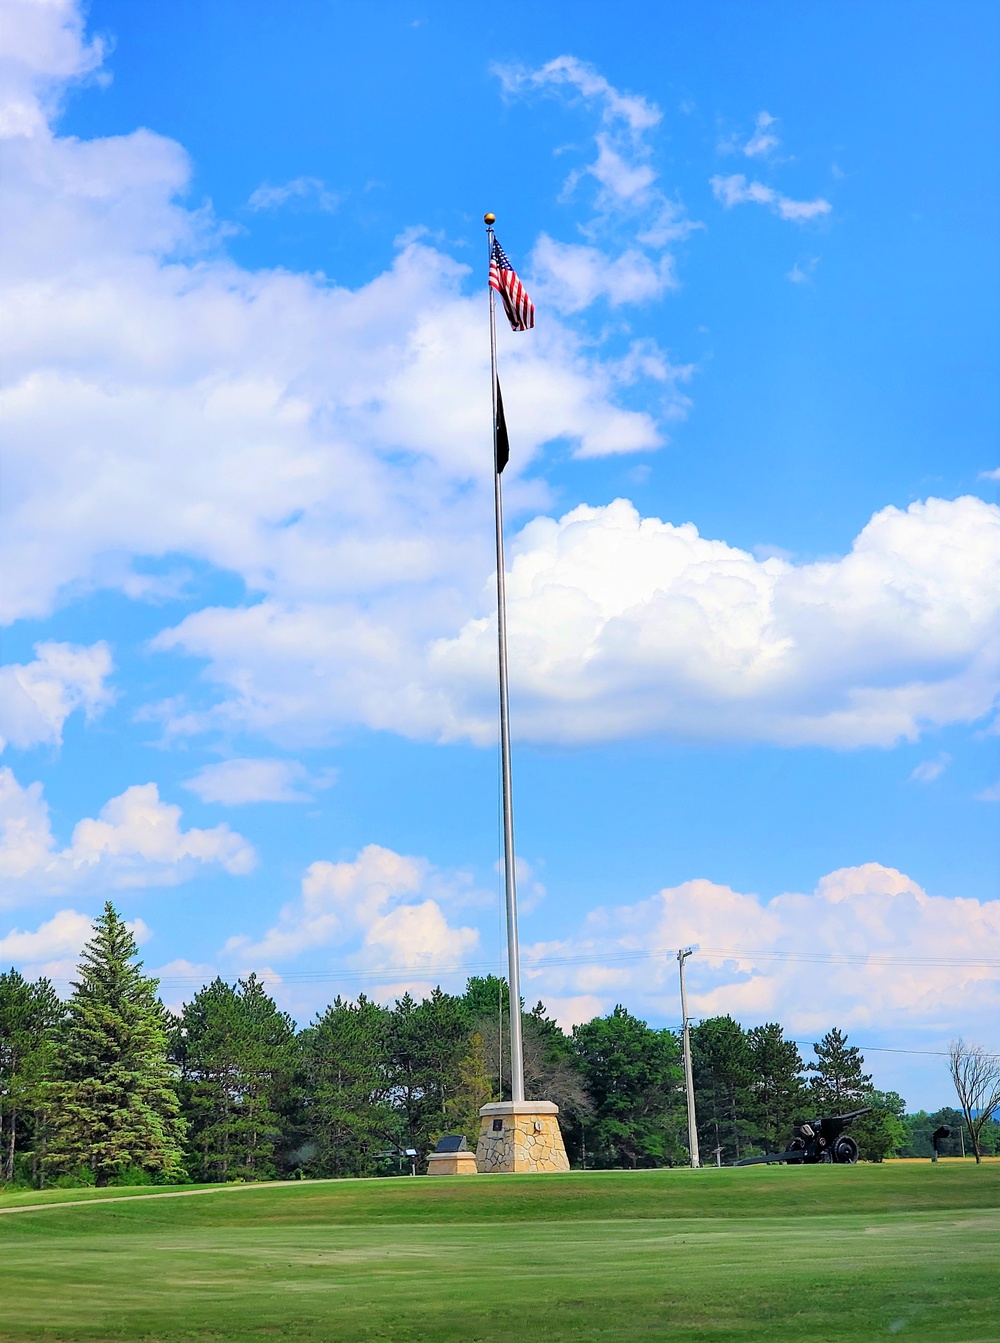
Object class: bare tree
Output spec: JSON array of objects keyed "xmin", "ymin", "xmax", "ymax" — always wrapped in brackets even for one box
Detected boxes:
[{"xmin": 949, "ymin": 1038, "xmax": 1000, "ymax": 1164}]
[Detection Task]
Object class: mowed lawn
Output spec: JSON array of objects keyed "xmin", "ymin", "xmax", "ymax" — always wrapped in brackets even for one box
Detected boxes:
[{"xmin": 1, "ymin": 1163, "xmax": 997, "ymax": 1342}]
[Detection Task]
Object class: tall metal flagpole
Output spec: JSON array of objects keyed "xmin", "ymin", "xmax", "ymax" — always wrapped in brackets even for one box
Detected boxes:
[{"xmin": 485, "ymin": 212, "xmax": 525, "ymax": 1105}]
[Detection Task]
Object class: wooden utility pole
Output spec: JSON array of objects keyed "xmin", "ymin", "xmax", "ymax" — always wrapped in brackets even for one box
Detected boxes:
[{"xmin": 677, "ymin": 948, "xmax": 700, "ymax": 1169}]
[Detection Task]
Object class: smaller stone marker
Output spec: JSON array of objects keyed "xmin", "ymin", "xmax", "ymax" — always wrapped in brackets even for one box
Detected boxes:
[{"xmin": 426, "ymin": 1133, "xmax": 479, "ymax": 1175}]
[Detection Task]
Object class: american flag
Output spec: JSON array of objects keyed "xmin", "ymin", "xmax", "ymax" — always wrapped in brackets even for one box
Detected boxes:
[{"xmin": 489, "ymin": 238, "xmax": 535, "ymax": 332}]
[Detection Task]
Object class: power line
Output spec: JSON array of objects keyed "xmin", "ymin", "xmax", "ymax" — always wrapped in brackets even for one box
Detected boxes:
[
  {"xmin": 35, "ymin": 968, "xmax": 997, "ymax": 1060},
  {"xmin": 696, "ymin": 946, "xmax": 1000, "ymax": 969},
  {"xmin": 790, "ymin": 1042, "xmax": 954, "ymax": 1060},
  {"xmin": 37, "ymin": 940, "xmax": 1000, "ymax": 990}
]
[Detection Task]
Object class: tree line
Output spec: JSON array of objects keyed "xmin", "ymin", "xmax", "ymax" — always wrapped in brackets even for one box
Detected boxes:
[{"xmin": 2, "ymin": 903, "xmax": 997, "ymax": 1188}]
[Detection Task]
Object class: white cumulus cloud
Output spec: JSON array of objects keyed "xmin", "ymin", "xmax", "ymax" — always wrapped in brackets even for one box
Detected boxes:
[
  {"xmin": 426, "ymin": 494, "xmax": 1000, "ymax": 746},
  {"xmin": 0, "ymin": 904, "xmax": 153, "ymax": 990},
  {"xmin": 521, "ymin": 862, "xmax": 1000, "ymax": 1040},
  {"xmin": 150, "ymin": 493, "xmax": 1000, "ymax": 749},
  {"xmin": 225, "ymin": 844, "xmax": 480, "ymax": 997},
  {"xmin": 0, "ymin": 23, "xmax": 667, "ymax": 635},
  {"xmin": 0, "ymin": 906, "xmax": 94, "ymax": 963},
  {"xmin": 0, "ymin": 0, "xmax": 104, "ymax": 139},
  {"xmin": 530, "ymin": 233, "xmax": 677, "ymax": 312},
  {"xmin": 0, "ymin": 767, "xmax": 256, "ymax": 901},
  {"xmin": 0, "ymin": 640, "xmax": 113, "ymax": 751}
]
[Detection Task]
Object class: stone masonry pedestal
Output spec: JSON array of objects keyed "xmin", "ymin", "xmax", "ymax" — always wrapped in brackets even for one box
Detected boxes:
[
  {"xmin": 475, "ymin": 1101, "xmax": 570, "ymax": 1174},
  {"xmin": 426, "ymin": 1149, "xmax": 479, "ymax": 1175}
]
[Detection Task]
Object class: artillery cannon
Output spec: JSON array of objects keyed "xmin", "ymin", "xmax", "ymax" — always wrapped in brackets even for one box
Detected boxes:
[{"xmin": 734, "ymin": 1108, "xmax": 870, "ymax": 1166}]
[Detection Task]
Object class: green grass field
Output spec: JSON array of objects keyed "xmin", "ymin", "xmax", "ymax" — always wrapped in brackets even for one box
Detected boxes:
[{"xmin": 2, "ymin": 1162, "xmax": 997, "ymax": 1342}]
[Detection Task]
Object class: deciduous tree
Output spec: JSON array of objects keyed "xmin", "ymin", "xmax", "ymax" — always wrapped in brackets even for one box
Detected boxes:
[
  {"xmin": 852, "ymin": 1090, "xmax": 906, "ymax": 1162},
  {"xmin": 445, "ymin": 1030, "xmax": 494, "ymax": 1146},
  {"xmin": 471, "ymin": 985, "xmax": 591, "ymax": 1138},
  {"xmin": 949, "ymin": 1038, "xmax": 1000, "ymax": 1164}
]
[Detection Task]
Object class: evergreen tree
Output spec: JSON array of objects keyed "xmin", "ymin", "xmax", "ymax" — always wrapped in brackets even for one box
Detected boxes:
[
  {"xmin": 46, "ymin": 904, "xmax": 185, "ymax": 1186},
  {"xmin": 572, "ymin": 1006, "xmax": 684, "ymax": 1168},
  {"xmin": 388, "ymin": 988, "xmax": 469, "ymax": 1154},
  {"xmin": 0, "ymin": 970, "xmax": 62, "ymax": 1184},
  {"xmin": 174, "ymin": 975, "xmax": 295, "ymax": 1181},
  {"xmin": 462, "ymin": 974, "xmax": 510, "ymax": 1024},
  {"xmin": 807, "ymin": 1028, "xmax": 872, "ymax": 1110},
  {"xmin": 746, "ymin": 1023, "xmax": 807, "ymax": 1153},
  {"xmin": 298, "ymin": 994, "xmax": 395, "ymax": 1176},
  {"xmin": 691, "ymin": 1015, "xmax": 754, "ymax": 1163}
]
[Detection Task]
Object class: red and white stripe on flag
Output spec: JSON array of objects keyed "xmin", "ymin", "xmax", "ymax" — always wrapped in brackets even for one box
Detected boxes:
[{"xmin": 489, "ymin": 238, "xmax": 535, "ymax": 332}]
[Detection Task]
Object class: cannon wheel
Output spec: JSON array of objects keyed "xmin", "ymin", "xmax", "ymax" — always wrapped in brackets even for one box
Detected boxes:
[{"xmin": 833, "ymin": 1135, "xmax": 859, "ymax": 1164}]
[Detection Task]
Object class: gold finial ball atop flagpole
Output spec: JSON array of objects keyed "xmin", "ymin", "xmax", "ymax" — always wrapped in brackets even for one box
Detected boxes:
[{"xmin": 483, "ymin": 212, "xmax": 496, "ymax": 225}]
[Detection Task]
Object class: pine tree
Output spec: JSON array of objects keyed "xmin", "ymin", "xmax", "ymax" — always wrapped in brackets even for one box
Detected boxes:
[
  {"xmin": 298, "ymin": 994, "xmax": 395, "ymax": 1177},
  {"xmin": 691, "ymin": 1015, "xmax": 754, "ymax": 1163},
  {"xmin": 746, "ymin": 1023, "xmax": 807, "ymax": 1153},
  {"xmin": 572, "ymin": 1006, "xmax": 685, "ymax": 1168},
  {"xmin": 46, "ymin": 904, "xmax": 185, "ymax": 1186},
  {"xmin": 807, "ymin": 1028, "xmax": 872, "ymax": 1110},
  {"xmin": 0, "ymin": 970, "xmax": 62, "ymax": 1184},
  {"xmin": 174, "ymin": 975, "xmax": 295, "ymax": 1182},
  {"xmin": 462, "ymin": 974, "xmax": 510, "ymax": 1023},
  {"xmin": 388, "ymin": 988, "xmax": 469, "ymax": 1154}
]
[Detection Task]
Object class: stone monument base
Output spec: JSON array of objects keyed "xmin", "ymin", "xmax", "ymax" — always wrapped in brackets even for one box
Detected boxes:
[
  {"xmin": 426, "ymin": 1149, "xmax": 479, "ymax": 1175},
  {"xmin": 476, "ymin": 1101, "xmax": 570, "ymax": 1174}
]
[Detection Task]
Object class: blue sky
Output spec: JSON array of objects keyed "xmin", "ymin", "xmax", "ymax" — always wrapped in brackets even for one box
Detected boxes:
[{"xmin": 1, "ymin": 0, "xmax": 997, "ymax": 1109}]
